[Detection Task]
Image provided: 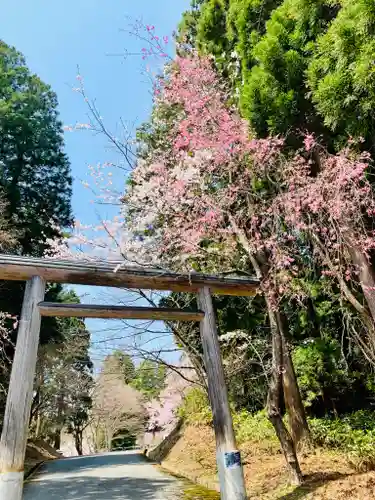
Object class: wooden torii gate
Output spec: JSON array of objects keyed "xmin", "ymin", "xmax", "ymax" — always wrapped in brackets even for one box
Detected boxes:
[{"xmin": 0, "ymin": 255, "xmax": 259, "ymax": 500}]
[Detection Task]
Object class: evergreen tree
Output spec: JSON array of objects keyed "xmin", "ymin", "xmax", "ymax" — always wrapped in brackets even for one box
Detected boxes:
[
  {"xmin": 31, "ymin": 289, "xmax": 93, "ymax": 454},
  {"xmin": 0, "ymin": 40, "xmax": 72, "ymax": 255},
  {"xmin": 240, "ymin": 0, "xmax": 339, "ymax": 137},
  {"xmin": 0, "ymin": 40, "xmax": 73, "ymax": 388},
  {"xmin": 131, "ymin": 360, "xmax": 167, "ymax": 400},
  {"xmin": 102, "ymin": 350, "xmax": 136, "ymax": 384},
  {"xmin": 307, "ymin": 0, "xmax": 375, "ymax": 147}
]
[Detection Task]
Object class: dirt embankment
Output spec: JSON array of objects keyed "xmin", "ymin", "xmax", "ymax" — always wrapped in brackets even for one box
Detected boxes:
[
  {"xmin": 159, "ymin": 425, "xmax": 375, "ymax": 499},
  {"xmin": 25, "ymin": 439, "xmax": 62, "ymax": 477}
]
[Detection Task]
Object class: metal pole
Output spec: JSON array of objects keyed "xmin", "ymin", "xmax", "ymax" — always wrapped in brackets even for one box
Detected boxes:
[
  {"xmin": 0, "ymin": 277, "xmax": 45, "ymax": 500},
  {"xmin": 198, "ymin": 287, "xmax": 247, "ymax": 500}
]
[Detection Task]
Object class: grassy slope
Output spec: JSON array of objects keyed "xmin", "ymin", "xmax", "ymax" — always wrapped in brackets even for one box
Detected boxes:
[{"xmin": 161, "ymin": 425, "xmax": 375, "ymax": 499}]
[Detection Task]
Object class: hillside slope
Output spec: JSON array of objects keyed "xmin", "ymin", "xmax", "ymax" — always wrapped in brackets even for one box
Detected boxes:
[
  {"xmin": 25, "ymin": 440, "xmax": 61, "ymax": 476},
  {"xmin": 161, "ymin": 425, "xmax": 375, "ymax": 499}
]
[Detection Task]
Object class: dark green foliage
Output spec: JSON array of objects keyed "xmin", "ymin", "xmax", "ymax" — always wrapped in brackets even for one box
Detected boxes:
[
  {"xmin": 214, "ymin": 294, "xmax": 270, "ymax": 411},
  {"xmin": 111, "ymin": 350, "xmax": 136, "ymax": 384},
  {"xmin": 179, "ymin": 0, "xmax": 375, "ymax": 147},
  {"xmin": 54, "ymin": 289, "xmax": 93, "ymax": 371},
  {"xmin": 177, "ymin": 0, "xmax": 205, "ymax": 50},
  {"xmin": 0, "ymin": 40, "xmax": 72, "ymax": 255},
  {"xmin": 0, "ymin": 41, "xmax": 73, "ymax": 421},
  {"xmin": 307, "ymin": 0, "xmax": 375, "ymax": 147},
  {"xmin": 293, "ymin": 338, "xmax": 371, "ymax": 415},
  {"xmin": 111, "ymin": 429, "xmax": 137, "ymax": 451},
  {"xmin": 310, "ymin": 411, "xmax": 375, "ymax": 470},
  {"xmin": 241, "ymin": 0, "xmax": 339, "ymax": 137},
  {"xmin": 227, "ymin": 0, "xmax": 282, "ymax": 63},
  {"xmin": 196, "ymin": 0, "xmax": 229, "ymax": 61},
  {"xmin": 285, "ymin": 273, "xmax": 375, "ymax": 416},
  {"xmin": 0, "ymin": 38, "xmax": 73, "ymax": 375},
  {"xmin": 177, "ymin": 0, "xmax": 339, "ymax": 143}
]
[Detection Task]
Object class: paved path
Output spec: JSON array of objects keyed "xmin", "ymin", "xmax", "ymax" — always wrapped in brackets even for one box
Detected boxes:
[{"xmin": 22, "ymin": 451, "xmax": 196, "ymax": 500}]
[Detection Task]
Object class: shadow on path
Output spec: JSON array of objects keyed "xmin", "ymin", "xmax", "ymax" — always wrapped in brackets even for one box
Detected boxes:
[
  {"xmin": 35, "ymin": 451, "xmax": 149, "ymax": 475},
  {"xmin": 23, "ymin": 452, "xmax": 203, "ymax": 500},
  {"xmin": 24, "ymin": 475, "xmax": 178, "ymax": 500}
]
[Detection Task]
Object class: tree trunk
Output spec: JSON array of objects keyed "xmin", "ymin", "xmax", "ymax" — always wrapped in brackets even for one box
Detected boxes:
[
  {"xmin": 30, "ymin": 353, "xmax": 44, "ymax": 431},
  {"xmin": 35, "ymin": 413, "xmax": 42, "ymax": 439},
  {"xmin": 53, "ymin": 393, "xmax": 64, "ymax": 450},
  {"xmin": 75, "ymin": 431, "xmax": 83, "ymax": 456},
  {"xmin": 30, "ymin": 389, "xmax": 40, "ymax": 430},
  {"xmin": 348, "ymin": 241, "xmax": 375, "ymax": 323},
  {"xmin": 53, "ymin": 430, "xmax": 61, "ymax": 450},
  {"xmin": 105, "ymin": 428, "xmax": 113, "ymax": 452},
  {"xmin": 228, "ymin": 221, "xmax": 305, "ymax": 475},
  {"xmin": 267, "ymin": 307, "xmax": 303, "ymax": 485},
  {"xmin": 276, "ymin": 311, "xmax": 310, "ymax": 446}
]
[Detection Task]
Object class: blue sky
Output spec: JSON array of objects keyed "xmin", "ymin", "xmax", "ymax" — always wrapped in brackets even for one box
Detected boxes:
[{"xmin": 2, "ymin": 0, "xmax": 190, "ymax": 365}]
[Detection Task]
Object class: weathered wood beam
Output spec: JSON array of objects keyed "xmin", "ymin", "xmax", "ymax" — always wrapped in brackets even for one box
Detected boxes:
[
  {"xmin": 0, "ymin": 255, "xmax": 259, "ymax": 296},
  {"xmin": 38, "ymin": 302, "xmax": 205, "ymax": 322},
  {"xmin": 198, "ymin": 287, "xmax": 247, "ymax": 500}
]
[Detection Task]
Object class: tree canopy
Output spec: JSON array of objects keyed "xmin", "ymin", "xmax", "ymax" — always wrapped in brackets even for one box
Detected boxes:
[
  {"xmin": 131, "ymin": 360, "xmax": 167, "ymax": 400},
  {"xmin": 307, "ymin": 0, "xmax": 375, "ymax": 146},
  {"xmin": 0, "ymin": 40, "xmax": 72, "ymax": 255},
  {"xmin": 119, "ymin": 41, "xmax": 375, "ymax": 480},
  {"xmin": 178, "ymin": 0, "xmax": 375, "ymax": 149}
]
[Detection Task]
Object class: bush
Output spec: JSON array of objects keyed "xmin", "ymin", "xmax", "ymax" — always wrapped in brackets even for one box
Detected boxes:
[
  {"xmin": 310, "ymin": 410, "xmax": 375, "ymax": 471},
  {"xmin": 179, "ymin": 390, "xmax": 279, "ymax": 453},
  {"xmin": 178, "ymin": 388, "xmax": 213, "ymax": 425},
  {"xmin": 292, "ymin": 338, "xmax": 372, "ymax": 416},
  {"xmin": 232, "ymin": 410, "xmax": 278, "ymax": 449}
]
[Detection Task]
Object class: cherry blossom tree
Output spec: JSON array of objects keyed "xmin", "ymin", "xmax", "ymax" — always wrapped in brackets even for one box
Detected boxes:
[
  {"xmin": 274, "ymin": 138, "xmax": 375, "ymax": 364},
  {"xmin": 144, "ymin": 365, "xmax": 192, "ymax": 447},
  {"xmin": 58, "ymin": 30, "xmax": 375, "ymax": 483},
  {"xmin": 123, "ymin": 53, "xmax": 307, "ymax": 483},
  {"xmin": 121, "ymin": 51, "xmax": 375, "ymax": 482},
  {"xmin": 93, "ymin": 363, "xmax": 146, "ymax": 451}
]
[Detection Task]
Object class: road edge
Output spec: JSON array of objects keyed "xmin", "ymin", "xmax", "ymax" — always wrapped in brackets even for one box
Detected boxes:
[{"xmin": 24, "ymin": 461, "xmax": 45, "ymax": 483}]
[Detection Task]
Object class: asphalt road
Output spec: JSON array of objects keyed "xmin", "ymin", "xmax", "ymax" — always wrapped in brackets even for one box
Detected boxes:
[{"xmin": 22, "ymin": 451, "xmax": 205, "ymax": 500}]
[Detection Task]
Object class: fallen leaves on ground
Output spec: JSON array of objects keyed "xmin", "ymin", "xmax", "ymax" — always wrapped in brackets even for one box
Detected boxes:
[{"xmin": 162, "ymin": 425, "xmax": 375, "ymax": 499}]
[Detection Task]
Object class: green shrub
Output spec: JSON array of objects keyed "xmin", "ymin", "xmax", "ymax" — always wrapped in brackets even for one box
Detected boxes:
[
  {"xmin": 309, "ymin": 410, "xmax": 375, "ymax": 471},
  {"xmin": 292, "ymin": 338, "xmax": 355, "ymax": 409},
  {"xmin": 232, "ymin": 410, "xmax": 279, "ymax": 451},
  {"xmin": 342, "ymin": 410, "xmax": 375, "ymax": 432},
  {"xmin": 179, "ymin": 390, "xmax": 279, "ymax": 453},
  {"xmin": 178, "ymin": 388, "xmax": 213, "ymax": 425}
]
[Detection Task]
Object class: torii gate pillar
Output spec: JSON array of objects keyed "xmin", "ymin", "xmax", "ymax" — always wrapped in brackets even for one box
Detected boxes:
[{"xmin": 0, "ymin": 277, "xmax": 45, "ymax": 500}]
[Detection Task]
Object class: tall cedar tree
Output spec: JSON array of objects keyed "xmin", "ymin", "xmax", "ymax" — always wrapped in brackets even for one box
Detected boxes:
[
  {"xmin": 0, "ymin": 41, "xmax": 72, "ymax": 323},
  {"xmin": 0, "ymin": 41, "xmax": 73, "ymax": 418},
  {"xmin": 0, "ymin": 41, "xmax": 72, "ymax": 255}
]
